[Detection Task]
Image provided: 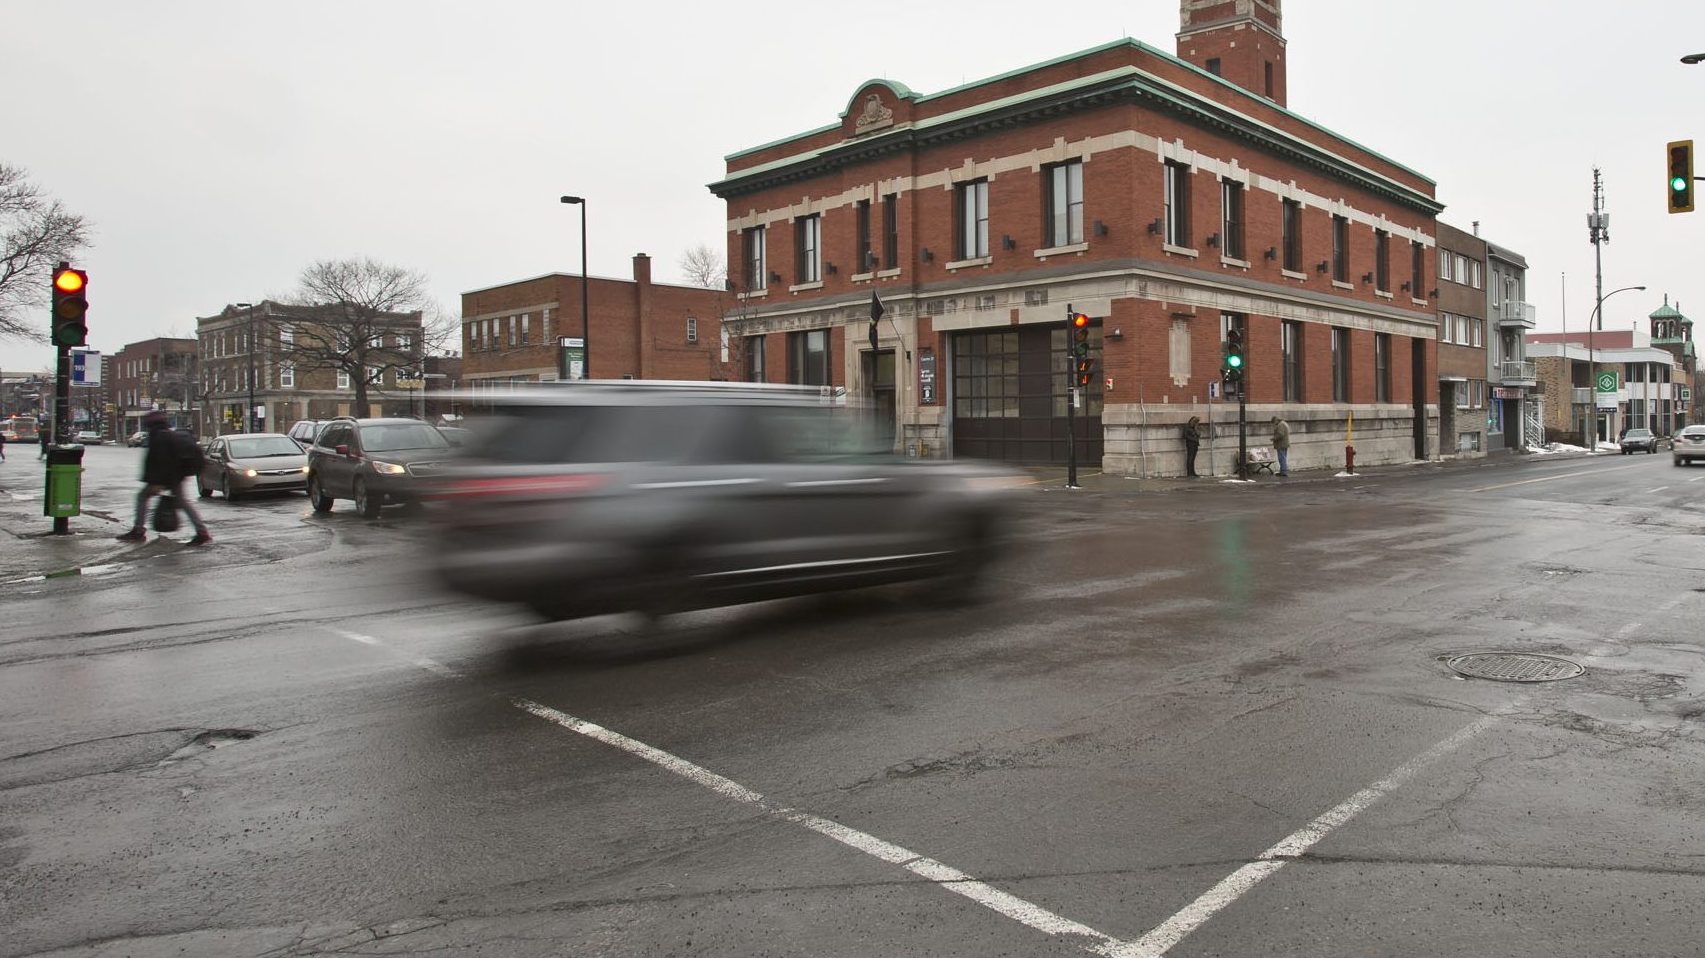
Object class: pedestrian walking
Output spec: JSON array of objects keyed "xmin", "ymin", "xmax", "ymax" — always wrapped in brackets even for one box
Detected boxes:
[
  {"xmin": 1272, "ymin": 416, "xmax": 1291, "ymax": 477},
  {"xmin": 38, "ymin": 424, "xmax": 49, "ymax": 459},
  {"xmin": 115, "ymin": 411, "xmax": 212, "ymax": 546},
  {"xmin": 0, "ymin": 430, "xmax": 7, "ymax": 461},
  {"xmin": 1183, "ymin": 416, "xmax": 1202, "ymax": 477}
]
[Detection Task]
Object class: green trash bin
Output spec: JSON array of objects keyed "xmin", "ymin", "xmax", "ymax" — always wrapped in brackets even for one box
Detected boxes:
[{"xmin": 44, "ymin": 444, "xmax": 85, "ymax": 519}]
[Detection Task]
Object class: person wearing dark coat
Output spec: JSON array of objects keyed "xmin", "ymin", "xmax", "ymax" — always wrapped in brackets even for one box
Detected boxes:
[
  {"xmin": 1183, "ymin": 416, "xmax": 1202, "ymax": 477},
  {"xmin": 116, "ymin": 412, "xmax": 211, "ymax": 545}
]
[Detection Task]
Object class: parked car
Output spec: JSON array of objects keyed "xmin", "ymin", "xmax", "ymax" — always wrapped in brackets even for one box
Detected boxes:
[
  {"xmin": 1619, "ymin": 428, "xmax": 1659, "ymax": 454},
  {"xmin": 1673, "ymin": 425, "xmax": 1705, "ymax": 465},
  {"xmin": 126, "ymin": 430, "xmax": 147, "ymax": 447},
  {"xmin": 286, "ymin": 419, "xmax": 327, "ymax": 448},
  {"xmin": 197, "ymin": 433, "xmax": 310, "ymax": 500},
  {"xmin": 306, "ymin": 417, "xmax": 453, "ymax": 518},
  {"xmin": 426, "ymin": 382, "xmax": 1026, "ymax": 623},
  {"xmin": 74, "ymin": 430, "xmax": 105, "ymax": 445}
]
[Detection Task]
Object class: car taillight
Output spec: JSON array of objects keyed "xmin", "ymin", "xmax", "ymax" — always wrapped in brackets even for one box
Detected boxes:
[{"xmin": 433, "ymin": 474, "xmax": 608, "ymax": 500}]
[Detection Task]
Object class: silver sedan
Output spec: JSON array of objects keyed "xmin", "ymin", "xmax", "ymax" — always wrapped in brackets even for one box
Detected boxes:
[{"xmin": 197, "ymin": 433, "xmax": 310, "ymax": 500}]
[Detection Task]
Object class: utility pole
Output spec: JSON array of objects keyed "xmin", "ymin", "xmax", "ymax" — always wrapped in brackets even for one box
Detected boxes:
[{"xmin": 1587, "ymin": 168, "xmax": 1608, "ymax": 452}]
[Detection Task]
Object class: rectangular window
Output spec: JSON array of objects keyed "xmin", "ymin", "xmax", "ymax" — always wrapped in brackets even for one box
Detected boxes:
[
  {"xmin": 1374, "ymin": 333, "xmax": 1391, "ymax": 403},
  {"xmin": 1375, "ymin": 230, "xmax": 1390, "ymax": 292},
  {"xmin": 795, "ymin": 214, "xmax": 821, "ymax": 284},
  {"xmin": 337, "ymin": 369, "xmax": 350, "ymax": 390},
  {"xmin": 1282, "ymin": 321, "xmax": 1302, "ymax": 403},
  {"xmin": 280, "ymin": 324, "xmax": 295, "ymax": 349},
  {"xmin": 1220, "ymin": 180, "xmax": 1245, "ymax": 260},
  {"xmin": 1206, "ymin": 57, "xmax": 1222, "ymax": 76},
  {"xmin": 1470, "ymin": 259, "xmax": 1483, "ymax": 289},
  {"xmin": 1332, "ymin": 215, "xmax": 1350, "ymax": 282},
  {"xmin": 1472, "ymin": 319, "xmax": 1484, "ymax": 348},
  {"xmin": 1046, "ymin": 161, "xmax": 1084, "ymax": 247},
  {"xmin": 1282, "ymin": 199, "xmax": 1302, "ymax": 272},
  {"xmin": 743, "ymin": 226, "xmax": 767, "ymax": 291},
  {"xmin": 280, "ymin": 364, "xmax": 295, "ymax": 389},
  {"xmin": 881, "ymin": 194, "xmax": 899, "ymax": 270},
  {"xmin": 855, "ymin": 200, "xmax": 872, "ymax": 272},
  {"xmin": 516, "ymin": 317, "xmax": 526, "ymax": 347},
  {"xmin": 787, "ymin": 329, "xmax": 830, "ymax": 386},
  {"xmin": 956, "ymin": 180, "xmax": 989, "ymax": 259},
  {"xmin": 1164, "ymin": 161, "xmax": 1191, "ymax": 247},
  {"xmin": 686, "ymin": 317, "xmax": 699, "ymax": 344},
  {"xmin": 746, "ymin": 334, "xmax": 766, "ymax": 383},
  {"xmin": 1411, "ymin": 241, "xmax": 1424, "ymax": 297},
  {"xmin": 1455, "ymin": 253, "xmax": 1470, "ymax": 285},
  {"xmin": 507, "ymin": 316, "xmax": 518, "ymax": 348},
  {"xmin": 1439, "ymin": 248, "xmax": 1453, "ymax": 283},
  {"xmin": 1331, "ymin": 327, "xmax": 1351, "ymax": 402}
]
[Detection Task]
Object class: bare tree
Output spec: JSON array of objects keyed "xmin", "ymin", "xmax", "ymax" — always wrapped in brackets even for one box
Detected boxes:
[
  {"xmin": 678, "ymin": 243, "xmax": 762, "ymax": 381},
  {"xmin": 678, "ymin": 243, "xmax": 725, "ymax": 290},
  {"xmin": 275, "ymin": 257, "xmax": 439, "ymax": 411},
  {"xmin": 0, "ymin": 164, "xmax": 92, "ymax": 343}
]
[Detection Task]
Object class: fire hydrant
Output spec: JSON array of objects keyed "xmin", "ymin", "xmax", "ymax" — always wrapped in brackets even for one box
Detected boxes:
[{"xmin": 1345, "ymin": 444, "xmax": 1356, "ymax": 474}]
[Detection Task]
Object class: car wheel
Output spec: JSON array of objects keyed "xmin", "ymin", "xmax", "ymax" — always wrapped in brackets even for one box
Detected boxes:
[
  {"xmin": 307, "ymin": 474, "xmax": 334, "ymax": 512},
  {"xmin": 939, "ymin": 515, "xmax": 999, "ymax": 605},
  {"xmin": 354, "ymin": 477, "xmax": 382, "ymax": 519},
  {"xmin": 221, "ymin": 474, "xmax": 240, "ymax": 502},
  {"xmin": 197, "ymin": 477, "xmax": 211, "ymax": 499}
]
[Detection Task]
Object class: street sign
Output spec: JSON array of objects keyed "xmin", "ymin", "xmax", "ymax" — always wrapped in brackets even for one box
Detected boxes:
[
  {"xmin": 71, "ymin": 349, "xmax": 102, "ymax": 386},
  {"xmin": 1595, "ymin": 371, "xmax": 1618, "ymax": 392},
  {"xmin": 1209, "ymin": 380, "xmax": 1220, "ymax": 400}
]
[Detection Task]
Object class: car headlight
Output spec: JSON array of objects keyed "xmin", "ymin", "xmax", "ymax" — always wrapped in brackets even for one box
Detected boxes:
[
  {"xmin": 243, "ymin": 468, "xmax": 257, "ymax": 478},
  {"xmin": 298, "ymin": 466, "xmax": 310, "ymax": 474},
  {"xmin": 372, "ymin": 461, "xmax": 407, "ymax": 475}
]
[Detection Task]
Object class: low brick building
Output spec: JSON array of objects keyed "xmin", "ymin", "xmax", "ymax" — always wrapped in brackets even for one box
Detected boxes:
[
  {"xmin": 111, "ymin": 337, "xmax": 199, "ymax": 437},
  {"xmin": 461, "ymin": 254, "xmax": 726, "ymax": 389},
  {"xmin": 1434, "ymin": 223, "xmax": 1489, "ymax": 457}
]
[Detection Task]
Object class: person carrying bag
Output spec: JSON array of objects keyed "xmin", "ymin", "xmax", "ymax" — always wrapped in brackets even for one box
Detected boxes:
[{"xmin": 116, "ymin": 412, "xmax": 212, "ymax": 546}]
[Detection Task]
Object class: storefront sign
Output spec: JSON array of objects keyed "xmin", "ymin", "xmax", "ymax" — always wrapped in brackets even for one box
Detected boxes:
[
  {"xmin": 918, "ymin": 349, "xmax": 936, "ymax": 404},
  {"xmin": 1493, "ymin": 387, "xmax": 1523, "ymax": 400}
]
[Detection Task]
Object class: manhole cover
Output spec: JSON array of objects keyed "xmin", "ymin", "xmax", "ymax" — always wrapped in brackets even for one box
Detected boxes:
[{"xmin": 1446, "ymin": 652, "xmax": 1585, "ymax": 683}]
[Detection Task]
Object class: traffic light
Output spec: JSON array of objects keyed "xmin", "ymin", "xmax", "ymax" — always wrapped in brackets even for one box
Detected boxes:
[
  {"xmin": 1222, "ymin": 326, "xmax": 1245, "ymax": 382},
  {"xmin": 1070, "ymin": 312, "xmax": 1093, "ymax": 387},
  {"xmin": 51, "ymin": 264, "xmax": 89, "ymax": 348},
  {"xmin": 1668, "ymin": 140, "xmax": 1694, "ymax": 214}
]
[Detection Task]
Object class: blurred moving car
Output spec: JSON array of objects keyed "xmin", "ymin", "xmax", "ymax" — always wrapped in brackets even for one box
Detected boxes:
[
  {"xmin": 436, "ymin": 425, "xmax": 470, "ymax": 447},
  {"xmin": 1619, "ymin": 428, "xmax": 1658, "ymax": 454},
  {"xmin": 428, "ymin": 382, "xmax": 1026, "ymax": 622},
  {"xmin": 126, "ymin": 430, "xmax": 147, "ymax": 447},
  {"xmin": 197, "ymin": 433, "xmax": 310, "ymax": 500},
  {"xmin": 306, "ymin": 417, "xmax": 452, "ymax": 518},
  {"xmin": 1673, "ymin": 425, "xmax": 1705, "ymax": 465}
]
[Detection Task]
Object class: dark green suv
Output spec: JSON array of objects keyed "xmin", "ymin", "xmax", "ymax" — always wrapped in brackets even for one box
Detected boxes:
[{"xmin": 305, "ymin": 417, "xmax": 453, "ymax": 518}]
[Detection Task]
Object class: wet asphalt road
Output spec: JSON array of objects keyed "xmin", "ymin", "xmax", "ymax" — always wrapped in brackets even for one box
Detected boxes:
[{"xmin": 2, "ymin": 445, "xmax": 1704, "ymax": 957}]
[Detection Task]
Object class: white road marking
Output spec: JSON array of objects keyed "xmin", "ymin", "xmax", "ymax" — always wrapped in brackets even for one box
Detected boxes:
[
  {"xmin": 1469, "ymin": 461, "xmax": 1648, "ymax": 493},
  {"xmin": 329, "ymin": 628, "xmax": 462, "ymax": 679},
  {"xmin": 1114, "ymin": 713, "xmax": 1500, "ymax": 958},
  {"xmin": 1690, "ymin": 475, "xmax": 1705, "ymax": 483},
  {"xmin": 332, "ymin": 626, "xmax": 1131, "ymax": 955},
  {"xmin": 1648, "ymin": 487, "xmax": 1670, "ymax": 494}
]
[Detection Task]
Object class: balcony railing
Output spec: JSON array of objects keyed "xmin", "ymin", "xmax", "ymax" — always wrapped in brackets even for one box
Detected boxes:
[
  {"xmin": 1499, "ymin": 301, "xmax": 1537, "ymax": 327},
  {"xmin": 1499, "ymin": 360, "xmax": 1537, "ymax": 382}
]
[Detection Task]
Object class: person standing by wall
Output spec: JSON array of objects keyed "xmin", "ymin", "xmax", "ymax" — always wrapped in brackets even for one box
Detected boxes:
[
  {"xmin": 1272, "ymin": 416, "xmax": 1292, "ymax": 477},
  {"xmin": 1182, "ymin": 416, "xmax": 1202, "ymax": 477}
]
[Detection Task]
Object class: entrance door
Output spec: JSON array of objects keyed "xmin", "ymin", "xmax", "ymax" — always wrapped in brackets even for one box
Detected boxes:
[
  {"xmin": 1411, "ymin": 340, "xmax": 1427, "ymax": 459},
  {"xmin": 862, "ymin": 349, "xmax": 897, "ymax": 451},
  {"xmin": 951, "ymin": 325, "xmax": 1102, "ymax": 465}
]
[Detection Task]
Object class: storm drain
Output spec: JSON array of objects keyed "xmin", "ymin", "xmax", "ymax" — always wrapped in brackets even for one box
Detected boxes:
[{"xmin": 1446, "ymin": 652, "xmax": 1585, "ymax": 683}]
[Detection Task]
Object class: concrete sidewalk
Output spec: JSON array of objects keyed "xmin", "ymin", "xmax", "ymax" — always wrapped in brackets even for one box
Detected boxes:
[{"xmin": 0, "ymin": 469, "xmax": 142, "ymax": 582}]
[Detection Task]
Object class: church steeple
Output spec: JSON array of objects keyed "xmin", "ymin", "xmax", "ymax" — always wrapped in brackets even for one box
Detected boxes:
[{"xmin": 1176, "ymin": 0, "xmax": 1287, "ymax": 106}]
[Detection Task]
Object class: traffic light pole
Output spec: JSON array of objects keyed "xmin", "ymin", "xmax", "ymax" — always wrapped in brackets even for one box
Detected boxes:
[
  {"xmin": 1065, "ymin": 303, "xmax": 1080, "ymax": 489},
  {"xmin": 51, "ymin": 342, "xmax": 71, "ymax": 534},
  {"xmin": 1237, "ymin": 382, "xmax": 1248, "ymax": 480}
]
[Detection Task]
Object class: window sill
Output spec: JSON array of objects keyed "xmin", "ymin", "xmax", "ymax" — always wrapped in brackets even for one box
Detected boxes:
[
  {"xmin": 738, "ymin": 289, "xmax": 769, "ymax": 300},
  {"xmin": 1220, "ymin": 255, "xmax": 1251, "ymax": 269},
  {"xmin": 945, "ymin": 256, "xmax": 993, "ymax": 270},
  {"xmin": 1375, "ymin": 290, "xmax": 1394, "ymax": 300},
  {"xmin": 850, "ymin": 271, "xmax": 875, "ymax": 282},
  {"xmin": 788, "ymin": 280, "xmax": 824, "ymax": 293},
  {"xmin": 1332, "ymin": 280, "xmax": 1354, "ymax": 291},
  {"xmin": 1162, "ymin": 244, "xmax": 1199, "ymax": 258},
  {"xmin": 1280, "ymin": 269, "xmax": 1308, "ymax": 280},
  {"xmin": 1412, "ymin": 297, "xmax": 1430, "ymax": 307},
  {"xmin": 876, "ymin": 267, "xmax": 902, "ymax": 278},
  {"xmin": 1034, "ymin": 242, "xmax": 1089, "ymax": 259}
]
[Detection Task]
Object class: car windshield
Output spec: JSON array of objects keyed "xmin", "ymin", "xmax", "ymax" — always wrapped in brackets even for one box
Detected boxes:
[
  {"xmin": 361, "ymin": 423, "xmax": 449, "ymax": 452},
  {"xmin": 227, "ymin": 437, "xmax": 304, "ymax": 458},
  {"xmin": 1625, "ymin": 429, "xmax": 1652, "ymax": 439}
]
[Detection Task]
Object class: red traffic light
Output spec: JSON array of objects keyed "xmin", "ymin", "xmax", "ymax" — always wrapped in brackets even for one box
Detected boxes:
[{"xmin": 1071, "ymin": 312, "xmax": 1089, "ymax": 329}]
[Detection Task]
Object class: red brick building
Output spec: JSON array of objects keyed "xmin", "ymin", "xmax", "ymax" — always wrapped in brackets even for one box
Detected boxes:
[
  {"xmin": 460, "ymin": 254, "xmax": 728, "ymax": 388},
  {"xmin": 709, "ymin": 0, "xmax": 1443, "ymax": 473},
  {"xmin": 110, "ymin": 337, "xmax": 198, "ymax": 437}
]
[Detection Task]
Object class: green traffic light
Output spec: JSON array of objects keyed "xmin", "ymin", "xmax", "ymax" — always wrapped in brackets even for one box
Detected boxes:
[
  {"xmin": 1674, "ymin": 176, "xmax": 1690, "ymax": 192},
  {"xmin": 1227, "ymin": 354, "xmax": 1243, "ymax": 368}
]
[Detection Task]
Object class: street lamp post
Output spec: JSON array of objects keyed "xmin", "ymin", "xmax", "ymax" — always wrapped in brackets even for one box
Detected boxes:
[
  {"xmin": 237, "ymin": 302, "xmax": 256, "ymax": 433},
  {"xmin": 1585, "ymin": 284, "xmax": 1646, "ymax": 453},
  {"xmin": 560, "ymin": 195, "xmax": 589, "ymax": 380}
]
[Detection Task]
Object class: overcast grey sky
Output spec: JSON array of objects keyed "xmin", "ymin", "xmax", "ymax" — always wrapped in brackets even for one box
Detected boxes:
[{"xmin": 4, "ymin": 0, "xmax": 1702, "ymax": 374}]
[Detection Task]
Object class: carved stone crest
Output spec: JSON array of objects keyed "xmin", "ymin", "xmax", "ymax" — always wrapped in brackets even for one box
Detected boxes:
[{"xmin": 853, "ymin": 94, "xmax": 894, "ymax": 135}]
